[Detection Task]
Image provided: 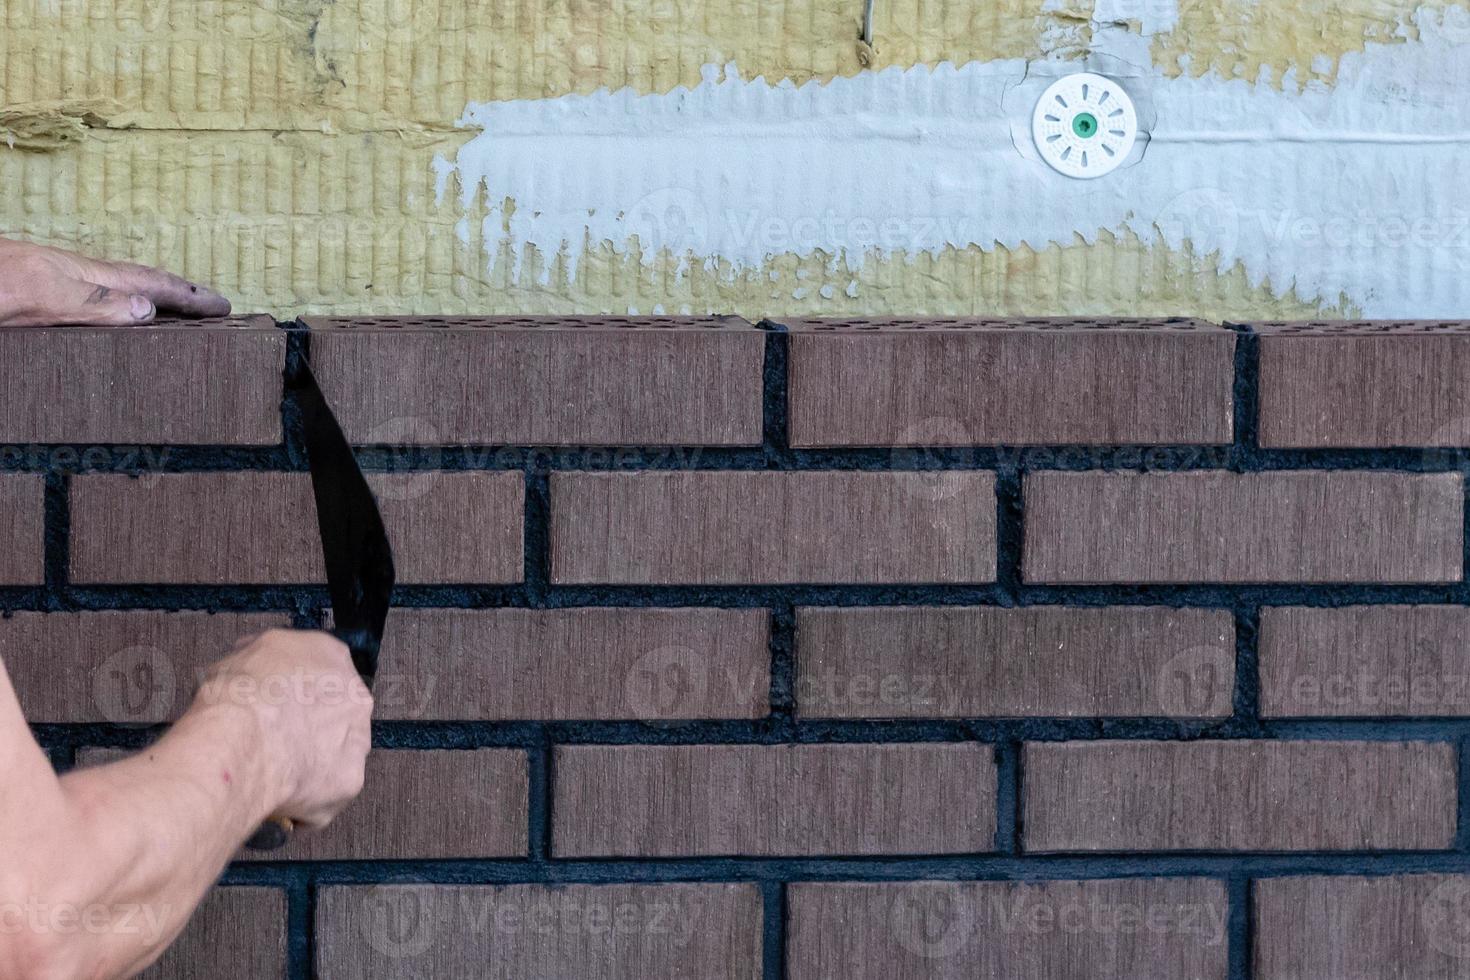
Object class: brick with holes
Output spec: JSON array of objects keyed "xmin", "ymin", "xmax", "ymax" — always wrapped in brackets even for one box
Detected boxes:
[
  {"xmin": 305, "ymin": 315, "xmax": 764, "ymax": 446},
  {"xmin": 0, "ymin": 317, "xmax": 284, "ymax": 444},
  {"xmin": 782, "ymin": 317, "xmax": 1235, "ymax": 446},
  {"xmin": 1257, "ymin": 321, "xmax": 1470, "ymax": 448}
]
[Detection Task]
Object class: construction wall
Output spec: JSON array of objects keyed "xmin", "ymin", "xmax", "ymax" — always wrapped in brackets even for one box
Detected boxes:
[{"xmin": 4, "ymin": 0, "xmax": 1465, "ymax": 318}]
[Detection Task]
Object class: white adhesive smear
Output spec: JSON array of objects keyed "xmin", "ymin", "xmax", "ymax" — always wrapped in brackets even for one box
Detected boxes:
[{"xmin": 439, "ymin": 6, "xmax": 1470, "ymax": 316}]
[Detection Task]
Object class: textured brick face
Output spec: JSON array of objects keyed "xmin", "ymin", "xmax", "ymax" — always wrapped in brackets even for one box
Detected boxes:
[
  {"xmin": 796, "ymin": 606, "xmax": 1234, "ymax": 718},
  {"xmin": 69, "ymin": 471, "xmax": 523, "ymax": 583},
  {"xmin": 1023, "ymin": 740, "xmax": 1458, "ymax": 851},
  {"xmin": 236, "ymin": 749, "xmax": 528, "ymax": 860},
  {"xmin": 1255, "ymin": 875, "xmax": 1470, "ymax": 979},
  {"xmin": 0, "ymin": 473, "xmax": 44, "ymax": 584},
  {"xmin": 137, "ymin": 887, "xmax": 286, "ymax": 980},
  {"xmin": 551, "ymin": 471, "xmax": 996, "ymax": 584},
  {"xmin": 786, "ymin": 319, "xmax": 1235, "ymax": 446},
  {"xmin": 0, "ymin": 318, "xmax": 284, "ymax": 445},
  {"xmin": 371, "ymin": 607, "xmax": 770, "ymax": 720},
  {"xmin": 1023, "ymin": 471, "xmax": 1464, "ymax": 583},
  {"xmin": 788, "ymin": 879, "xmax": 1230, "ymax": 980},
  {"xmin": 307, "ymin": 317, "xmax": 764, "ymax": 445},
  {"xmin": 27, "ymin": 318, "xmax": 1470, "ymax": 975},
  {"xmin": 1258, "ymin": 323, "xmax": 1470, "ymax": 447},
  {"xmin": 553, "ymin": 743, "xmax": 995, "ymax": 856},
  {"xmin": 316, "ymin": 884, "xmax": 763, "ymax": 980},
  {"xmin": 81, "ymin": 748, "xmax": 529, "ymax": 860},
  {"xmin": 0, "ymin": 611, "xmax": 288, "ymax": 723},
  {"xmin": 1261, "ymin": 605, "xmax": 1470, "ymax": 717}
]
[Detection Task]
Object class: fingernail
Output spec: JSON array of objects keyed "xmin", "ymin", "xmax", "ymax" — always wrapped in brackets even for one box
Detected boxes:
[{"xmin": 130, "ymin": 294, "xmax": 155, "ymax": 321}]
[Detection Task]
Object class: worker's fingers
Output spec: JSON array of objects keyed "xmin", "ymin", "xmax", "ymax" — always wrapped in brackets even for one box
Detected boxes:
[
  {"xmin": 43, "ymin": 276, "xmax": 156, "ymax": 327},
  {"xmin": 76, "ymin": 258, "xmax": 230, "ymax": 317}
]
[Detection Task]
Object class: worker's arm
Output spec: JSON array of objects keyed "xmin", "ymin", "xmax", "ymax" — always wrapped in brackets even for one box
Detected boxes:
[
  {"xmin": 0, "ymin": 630, "xmax": 372, "ymax": 980},
  {"xmin": 0, "ymin": 237, "xmax": 230, "ymax": 326}
]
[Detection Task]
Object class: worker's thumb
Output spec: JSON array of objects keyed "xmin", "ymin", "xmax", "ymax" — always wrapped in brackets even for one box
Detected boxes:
[{"xmin": 48, "ymin": 276, "xmax": 156, "ymax": 326}]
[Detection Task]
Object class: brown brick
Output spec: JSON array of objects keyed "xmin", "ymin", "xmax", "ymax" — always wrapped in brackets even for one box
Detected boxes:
[
  {"xmin": 1256, "ymin": 874, "xmax": 1470, "ymax": 979},
  {"xmin": 788, "ymin": 878, "xmax": 1229, "ymax": 980},
  {"xmin": 797, "ymin": 607, "xmax": 1234, "ymax": 719},
  {"xmin": 554, "ymin": 743, "xmax": 995, "ymax": 857},
  {"xmin": 1257, "ymin": 322, "xmax": 1470, "ymax": 448},
  {"xmin": 552, "ymin": 471, "xmax": 995, "ymax": 584},
  {"xmin": 241, "ymin": 749, "xmax": 528, "ymax": 860},
  {"xmin": 1262, "ymin": 606, "xmax": 1470, "ymax": 717},
  {"xmin": 0, "ymin": 611, "xmax": 288, "ymax": 723},
  {"xmin": 80, "ymin": 748, "xmax": 529, "ymax": 860},
  {"xmin": 307, "ymin": 316, "xmax": 763, "ymax": 446},
  {"xmin": 371, "ymin": 607, "xmax": 769, "ymax": 720},
  {"xmin": 140, "ymin": 887, "xmax": 286, "ymax": 980},
  {"xmin": 1023, "ymin": 471, "xmax": 1463, "ymax": 583},
  {"xmin": 785, "ymin": 318, "xmax": 1234, "ymax": 447},
  {"xmin": 0, "ymin": 474, "xmax": 43, "ymax": 584},
  {"xmin": 1023, "ymin": 740, "xmax": 1457, "ymax": 852},
  {"xmin": 70, "ymin": 471, "xmax": 523, "ymax": 584},
  {"xmin": 0, "ymin": 317, "xmax": 283, "ymax": 445},
  {"xmin": 316, "ymin": 883, "xmax": 762, "ymax": 979}
]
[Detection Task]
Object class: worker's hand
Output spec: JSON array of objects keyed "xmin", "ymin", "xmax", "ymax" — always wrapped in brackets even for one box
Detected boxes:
[
  {"xmin": 0, "ymin": 237, "xmax": 231, "ymax": 327},
  {"xmin": 194, "ymin": 630, "xmax": 372, "ymax": 830}
]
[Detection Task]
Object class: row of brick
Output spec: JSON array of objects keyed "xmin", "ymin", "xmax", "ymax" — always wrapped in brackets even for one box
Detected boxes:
[
  {"xmin": 0, "ymin": 469, "xmax": 1462, "ymax": 585},
  {"xmin": 6, "ymin": 317, "xmax": 1470, "ymax": 449},
  {"xmin": 16, "ymin": 605, "xmax": 1470, "ymax": 722},
  {"xmin": 71, "ymin": 741, "xmax": 1456, "ymax": 858},
  {"xmin": 153, "ymin": 874, "xmax": 1470, "ymax": 980}
]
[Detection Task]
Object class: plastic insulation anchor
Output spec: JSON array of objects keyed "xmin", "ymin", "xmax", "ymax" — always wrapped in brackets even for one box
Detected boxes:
[{"xmin": 1032, "ymin": 72, "xmax": 1138, "ymax": 179}]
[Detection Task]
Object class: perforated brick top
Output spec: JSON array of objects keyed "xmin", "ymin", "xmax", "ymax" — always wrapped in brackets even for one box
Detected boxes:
[
  {"xmin": 1251, "ymin": 320, "xmax": 1470, "ymax": 334},
  {"xmin": 300, "ymin": 315, "xmax": 754, "ymax": 332},
  {"xmin": 776, "ymin": 316, "xmax": 1222, "ymax": 332},
  {"xmin": 0, "ymin": 314, "xmax": 277, "ymax": 334}
]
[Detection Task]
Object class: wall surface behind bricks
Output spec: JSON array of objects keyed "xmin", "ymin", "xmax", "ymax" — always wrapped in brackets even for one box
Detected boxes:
[{"xmin": 5, "ymin": 316, "xmax": 1470, "ymax": 978}]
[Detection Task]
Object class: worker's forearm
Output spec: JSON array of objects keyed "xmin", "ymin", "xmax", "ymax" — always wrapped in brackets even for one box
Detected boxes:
[{"xmin": 11, "ymin": 702, "xmax": 281, "ymax": 979}]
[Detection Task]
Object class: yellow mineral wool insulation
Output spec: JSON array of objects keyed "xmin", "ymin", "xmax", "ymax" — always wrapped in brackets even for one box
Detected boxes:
[
  {"xmin": 1153, "ymin": 0, "xmax": 1454, "ymax": 84},
  {"xmin": 0, "ymin": 101, "xmax": 131, "ymax": 151},
  {"xmin": 0, "ymin": 0, "xmax": 1439, "ymax": 139}
]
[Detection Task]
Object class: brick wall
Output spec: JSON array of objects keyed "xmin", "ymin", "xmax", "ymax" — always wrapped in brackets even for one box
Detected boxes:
[{"xmin": 3, "ymin": 316, "xmax": 1470, "ymax": 978}]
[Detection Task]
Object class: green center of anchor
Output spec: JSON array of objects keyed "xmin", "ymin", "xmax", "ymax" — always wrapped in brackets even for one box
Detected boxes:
[{"xmin": 1072, "ymin": 112, "xmax": 1098, "ymax": 138}]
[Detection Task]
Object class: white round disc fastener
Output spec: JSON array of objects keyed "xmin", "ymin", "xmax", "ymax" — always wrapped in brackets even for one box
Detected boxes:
[{"xmin": 1031, "ymin": 72, "xmax": 1138, "ymax": 179}]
